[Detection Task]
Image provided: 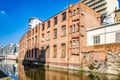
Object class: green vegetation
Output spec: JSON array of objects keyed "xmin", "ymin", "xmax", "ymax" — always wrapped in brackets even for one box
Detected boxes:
[
  {"xmin": 88, "ymin": 63, "xmax": 101, "ymax": 70},
  {"xmin": 16, "ymin": 57, "xmax": 18, "ymax": 63}
]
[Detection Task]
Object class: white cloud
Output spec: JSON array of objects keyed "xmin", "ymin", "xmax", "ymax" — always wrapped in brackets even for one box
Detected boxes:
[{"xmin": 0, "ymin": 10, "xmax": 6, "ymax": 15}]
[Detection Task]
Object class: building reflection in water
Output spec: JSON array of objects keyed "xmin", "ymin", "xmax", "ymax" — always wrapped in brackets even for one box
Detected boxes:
[
  {"xmin": 0, "ymin": 60, "xmax": 18, "ymax": 79},
  {"xmin": 18, "ymin": 64, "xmax": 120, "ymax": 80}
]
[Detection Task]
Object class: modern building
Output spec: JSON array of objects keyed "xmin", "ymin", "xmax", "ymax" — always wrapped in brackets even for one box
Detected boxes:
[
  {"xmin": 28, "ymin": 17, "xmax": 42, "ymax": 30},
  {"xmin": 19, "ymin": 2, "xmax": 101, "ymax": 69},
  {"xmin": 0, "ymin": 44, "xmax": 19, "ymax": 59},
  {"xmin": 81, "ymin": 0, "xmax": 119, "ymax": 24}
]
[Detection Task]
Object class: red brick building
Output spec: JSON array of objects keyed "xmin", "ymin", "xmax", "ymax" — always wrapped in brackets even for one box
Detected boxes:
[{"xmin": 19, "ymin": 2, "xmax": 101, "ymax": 69}]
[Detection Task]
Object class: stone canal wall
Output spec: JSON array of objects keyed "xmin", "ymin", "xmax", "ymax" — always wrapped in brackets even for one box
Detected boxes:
[{"xmin": 107, "ymin": 52, "xmax": 120, "ymax": 74}]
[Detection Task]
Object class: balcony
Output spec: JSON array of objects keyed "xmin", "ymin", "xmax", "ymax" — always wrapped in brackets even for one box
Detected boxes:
[
  {"xmin": 83, "ymin": 0, "xmax": 92, "ymax": 4},
  {"xmin": 95, "ymin": 5, "xmax": 106, "ymax": 12},
  {"xmin": 90, "ymin": 1, "xmax": 106, "ymax": 9},
  {"xmin": 87, "ymin": 0, "xmax": 101, "ymax": 7}
]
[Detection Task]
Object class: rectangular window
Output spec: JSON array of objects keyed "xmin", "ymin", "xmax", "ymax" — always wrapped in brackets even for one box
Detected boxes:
[
  {"xmin": 62, "ymin": 12, "xmax": 66, "ymax": 21},
  {"xmin": 116, "ymin": 31, "xmax": 120, "ymax": 43},
  {"xmin": 76, "ymin": 8, "xmax": 79, "ymax": 14},
  {"xmin": 47, "ymin": 31, "xmax": 50, "ymax": 40},
  {"xmin": 54, "ymin": 17, "xmax": 58, "ymax": 25},
  {"xmin": 35, "ymin": 27, "xmax": 37, "ymax": 33},
  {"xmin": 73, "ymin": 24, "xmax": 76, "ymax": 32},
  {"xmin": 93, "ymin": 36, "xmax": 100, "ymax": 44},
  {"xmin": 32, "ymin": 49, "xmax": 34, "ymax": 58},
  {"xmin": 72, "ymin": 39, "xmax": 79, "ymax": 48},
  {"xmin": 35, "ymin": 36, "xmax": 37, "ymax": 44},
  {"xmin": 46, "ymin": 46, "xmax": 50, "ymax": 58},
  {"xmin": 53, "ymin": 45, "xmax": 57, "ymax": 58},
  {"xmin": 42, "ymin": 24, "xmax": 45, "ymax": 31},
  {"xmin": 41, "ymin": 33, "xmax": 45, "ymax": 42},
  {"xmin": 47, "ymin": 20, "xmax": 50, "ymax": 28},
  {"xmin": 61, "ymin": 44, "xmax": 66, "ymax": 58},
  {"xmin": 35, "ymin": 48, "xmax": 37, "ymax": 58},
  {"xmin": 32, "ymin": 37, "xmax": 34, "ymax": 45},
  {"xmin": 53, "ymin": 29, "xmax": 57, "ymax": 39},
  {"xmin": 32, "ymin": 29, "xmax": 34, "ymax": 35},
  {"xmin": 73, "ymin": 10, "xmax": 76, "ymax": 16},
  {"xmin": 61, "ymin": 25, "xmax": 66, "ymax": 36}
]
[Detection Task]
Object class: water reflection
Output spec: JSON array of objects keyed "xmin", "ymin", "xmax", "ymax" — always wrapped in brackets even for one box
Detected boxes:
[
  {"xmin": 0, "ymin": 60, "xmax": 18, "ymax": 79},
  {"xmin": 18, "ymin": 64, "xmax": 120, "ymax": 80}
]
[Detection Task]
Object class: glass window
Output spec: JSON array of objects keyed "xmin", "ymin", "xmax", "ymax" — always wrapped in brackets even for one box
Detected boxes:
[
  {"xmin": 62, "ymin": 25, "xmax": 66, "ymax": 36},
  {"xmin": 47, "ymin": 20, "xmax": 50, "ymax": 28},
  {"xmin": 54, "ymin": 17, "xmax": 58, "ymax": 25},
  {"xmin": 62, "ymin": 12, "xmax": 66, "ymax": 21},
  {"xmin": 93, "ymin": 36, "xmax": 100, "ymax": 44},
  {"xmin": 41, "ymin": 33, "xmax": 45, "ymax": 42},
  {"xmin": 47, "ymin": 31, "xmax": 50, "ymax": 40},
  {"xmin": 61, "ymin": 44, "xmax": 66, "ymax": 58},
  {"xmin": 42, "ymin": 24, "xmax": 45, "ymax": 31},
  {"xmin": 53, "ymin": 45, "xmax": 57, "ymax": 58},
  {"xmin": 70, "ymin": 26, "xmax": 72, "ymax": 33},
  {"xmin": 46, "ymin": 46, "xmax": 50, "ymax": 58},
  {"xmin": 54, "ymin": 29, "xmax": 57, "ymax": 39}
]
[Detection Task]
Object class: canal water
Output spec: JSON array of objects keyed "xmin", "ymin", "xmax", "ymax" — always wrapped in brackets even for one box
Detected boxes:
[{"xmin": 0, "ymin": 60, "xmax": 120, "ymax": 80}]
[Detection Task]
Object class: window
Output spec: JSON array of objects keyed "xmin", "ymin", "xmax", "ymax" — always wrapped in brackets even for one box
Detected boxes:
[
  {"xmin": 73, "ymin": 10, "xmax": 76, "ymax": 16},
  {"xmin": 73, "ymin": 24, "xmax": 76, "ymax": 32},
  {"xmin": 61, "ymin": 44, "xmax": 66, "ymax": 58},
  {"xmin": 116, "ymin": 31, "xmax": 120, "ymax": 43},
  {"xmin": 29, "ymin": 31, "xmax": 31, "ymax": 36},
  {"xmin": 35, "ymin": 36, "xmax": 37, "ymax": 44},
  {"xmin": 46, "ymin": 46, "xmax": 50, "ymax": 58},
  {"xmin": 62, "ymin": 12, "xmax": 66, "ymax": 21},
  {"xmin": 47, "ymin": 31, "xmax": 50, "ymax": 40},
  {"xmin": 35, "ymin": 48, "xmax": 37, "ymax": 58},
  {"xmin": 47, "ymin": 20, "xmax": 50, "ymax": 28},
  {"xmin": 73, "ymin": 24, "xmax": 79, "ymax": 32},
  {"xmin": 35, "ymin": 27, "xmax": 37, "ymax": 33},
  {"xmin": 32, "ymin": 29, "xmax": 34, "ymax": 35},
  {"xmin": 76, "ymin": 8, "xmax": 79, "ymax": 14},
  {"xmin": 61, "ymin": 25, "xmax": 66, "ymax": 36},
  {"xmin": 72, "ymin": 39, "xmax": 79, "ymax": 48},
  {"xmin": 70, "ymin": 26, "xmax": 72, "ymax": 33},
  {"xmin": 70, "ymin": 41, "xmax": 72, "ymax": 48},
  {"xmin": 41, "ymin": 33, "xmax": 45, "ymax": 42},
  {"xmin": 53, "ymin": 45, "xmax": 57, "ymax": 58},
  {"xmin": 42, "ymin": 24, "xmax": 45, "ymax": 31},
  {"xmin": 93, "ymin": 36, "xmax": 100, "ymax": 44},
  {"xmin": 32, "ymin": 49, "xmax": 34, "ymax": 58},
  {"xmin": 41, "ymin": 47, "xmax": 44, "ymax": 58},
  {"xmin": 69, "ymin": 10, "xmax": 72, "ymax": 17},
  {"xmin": 53, "ymin": 29, "xmax": 57, "ymax": 39},
  {"xmin": 32, "ymin": 37, "xmax": 34, "ymax": 45},
  {"xmin": 54, "ymin": 17, "xmax": 58, "ymax": 25}
]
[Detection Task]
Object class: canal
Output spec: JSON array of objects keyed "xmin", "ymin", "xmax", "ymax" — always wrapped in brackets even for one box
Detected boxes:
[{"xmin": 0, "ymin": 60, "xmax": 120, "ymax": 80}]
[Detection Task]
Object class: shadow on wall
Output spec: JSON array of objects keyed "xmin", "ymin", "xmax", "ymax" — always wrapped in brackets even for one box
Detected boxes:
[{"xmin": 23, "ymin": 46, "xmax": 49, "ymax": 66}]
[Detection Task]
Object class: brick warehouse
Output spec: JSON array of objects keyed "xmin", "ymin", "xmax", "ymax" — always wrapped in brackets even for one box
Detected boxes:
[{"xmin": 19, "ymin": 2, "xmax": 101, "ymax": 69}]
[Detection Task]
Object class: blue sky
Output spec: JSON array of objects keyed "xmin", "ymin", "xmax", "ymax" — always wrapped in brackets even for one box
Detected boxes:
[
  {"xmin": 0, "ymin": 0, "xmax": 119, "ymax": 46},
  {"xmin": 0, "ymin": 0, "xmax": 79, "ymax": 45}
]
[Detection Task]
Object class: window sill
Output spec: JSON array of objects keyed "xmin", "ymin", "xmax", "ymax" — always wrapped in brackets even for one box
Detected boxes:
[
  {"xmin": 61, "ymin": 35, "xmax": 66, "ymax": 37},
  {"xmin": 53, "ymin": 37, "xmax": 57, "ymax": 39}
]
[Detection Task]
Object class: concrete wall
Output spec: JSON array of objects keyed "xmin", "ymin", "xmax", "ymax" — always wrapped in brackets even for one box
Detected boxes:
[{"xmin": 87, "ymin": 22, "xmax": 120, "ymax": 46}]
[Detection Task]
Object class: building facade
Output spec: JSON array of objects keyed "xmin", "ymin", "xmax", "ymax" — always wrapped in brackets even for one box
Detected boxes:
[
  {"xmin": 0, "ymin": 44, "xmax": 19, "ymax": 59},
  {"xmin": 19, "ymin": 2, "xmax": 101, "ymax": 69},
  {"xmin": 81, "ymin": 0, "xmax": 119, "ymax": 15}
]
